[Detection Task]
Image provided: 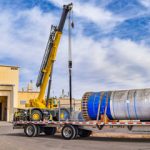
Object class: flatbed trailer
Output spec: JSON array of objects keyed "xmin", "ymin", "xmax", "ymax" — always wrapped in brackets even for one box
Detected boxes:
[
  {"xmin": 13, "ymin": 101, "xmax": 150, "ymax": 140},
  {"xmin": 13, "ymin": 120, "xmax": 150, "ymax": 140}
]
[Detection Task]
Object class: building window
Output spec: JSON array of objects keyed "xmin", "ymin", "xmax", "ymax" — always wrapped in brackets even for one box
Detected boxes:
[
  {"xmin": 20, "ymin": 100, "xmax": 26, "ymax": 105},
  {"xmin": 11, "ymin": 67, "xmax": 18, "ymax": 70}
]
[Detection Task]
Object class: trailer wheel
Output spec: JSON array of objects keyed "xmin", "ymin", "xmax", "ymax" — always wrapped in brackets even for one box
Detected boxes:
[
  {"xmin": 78, "ymin": 129, "xmax": 92, "ymax": 138},
  {"xmin": 127, "ymin": 125, "xmax": 133, "ymax": 131},
  {"xmin": 36, "ymin": 125, "xmax": 41, "ymax": 136},
  {"xmin": 31, "ymin": 110, "xmax": 42, "ymax": 121},
  {"xmin": 24, "ymin": 124, "xmax": 37, "ymax": 137},
  {"xmin": 61, "ymin": 125, "xmax": 76, "ymax": 140},
  {"xmin": 73, "ymin": 126, "xmax": 79, "ymax": 139},
  {"xmin": 44, "ymin": 127, "xmax": 56, "ymax": 135}
]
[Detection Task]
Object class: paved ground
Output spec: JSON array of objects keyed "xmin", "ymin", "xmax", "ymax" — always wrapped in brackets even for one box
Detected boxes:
[{"xmin": 0, "ymin": 123, "xmax": 150, "ymax": 150}]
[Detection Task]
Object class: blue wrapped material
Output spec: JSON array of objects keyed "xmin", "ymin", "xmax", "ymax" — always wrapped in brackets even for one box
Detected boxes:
[{"xmin": 87, "ymin": 92, "xmax": 113, "ymax": 120}]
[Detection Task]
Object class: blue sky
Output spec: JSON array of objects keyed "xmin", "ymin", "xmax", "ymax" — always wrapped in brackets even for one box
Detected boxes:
[{"xmin": 0, "ymin": 0, "xmax": 150, "ymax": 98}]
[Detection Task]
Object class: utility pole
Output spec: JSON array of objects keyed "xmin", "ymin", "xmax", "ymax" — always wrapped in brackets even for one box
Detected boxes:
[{"xmin": 68, "ymin": 10, "xmax": 74, "ymax": 115}]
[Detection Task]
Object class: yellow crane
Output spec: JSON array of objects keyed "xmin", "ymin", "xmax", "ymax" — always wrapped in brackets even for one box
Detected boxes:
[{"xmin": 15, "ymin": 3, "xmax": 73, "ymax": 121}]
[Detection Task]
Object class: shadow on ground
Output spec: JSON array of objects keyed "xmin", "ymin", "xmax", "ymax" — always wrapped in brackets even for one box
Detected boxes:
[{"xmin": 1, "ymin": 132, "xmax": 150, "ymax": 143}]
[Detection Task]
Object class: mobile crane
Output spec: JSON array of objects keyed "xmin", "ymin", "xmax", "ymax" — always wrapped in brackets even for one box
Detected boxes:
[
  {"xmin": 14, "ymin": 3, "xmax": 73, "ymax": 122},
  {"xmin": 13, "ymin": 3, "xmax": 150, "ymax": 140}
]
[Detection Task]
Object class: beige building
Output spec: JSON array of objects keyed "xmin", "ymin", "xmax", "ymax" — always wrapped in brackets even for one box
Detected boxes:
[
  {"xmin": 59, "ymin": 98, "xmax": 81, "ymax": 111},
  {"xmin": 0, "ymin": 65, "xmax": 40, "ymax": 121},
  {"xmin": 0, "ymin": 65, "xmax": 19, "ymax": 121},
  {"xmin": 18, "ymin": 91, "xmax": 39, "ymax": 109},
  {"xmin": 0, "ymin": 65, "xmax": 81, "ymax": 122}
]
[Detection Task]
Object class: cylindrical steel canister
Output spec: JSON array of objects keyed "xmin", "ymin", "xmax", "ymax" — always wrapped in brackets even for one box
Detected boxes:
[
  {"xmin": 81, "ymin": 89, "xmax": 150, "ymax": 121},
  {"xmin": 71, "ymin": 111, "xmax": 84, "ymax": 121}
]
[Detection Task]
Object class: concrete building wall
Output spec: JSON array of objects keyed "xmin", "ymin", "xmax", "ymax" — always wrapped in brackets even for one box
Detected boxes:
[
  {"xmin": 58, "ymin": 98, "xmax": 81, "ymax": 111},
  {"xmin": 18, "ymin": 91, "xmax": 39, "ymax": 108},
  {"xmin": 0, "ymin": 65, "xmax": 19, "ymax": 108},
  {"xmin": 0, "ymin": 65, "xmax": 19, "ymax": 121}
]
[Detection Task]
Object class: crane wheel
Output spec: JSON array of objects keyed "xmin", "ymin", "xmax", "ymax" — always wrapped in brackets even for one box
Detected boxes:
[
  {"xmin": 61, "ymin": 125, "xmax": 76, "ymax": 140},
  {"xmin": 78, "ymin": 129, "xmax": 92, "ymax": 138},
  {"xmin": 24, "ymin": 124, "xmax": 37, "ymax": 137},
  {"xmin": 31, "ymin": 110, "xmax": 42, "ymax": 121},
  {"xmin": 44, "ymin": 127, "xmax": 56, "ymax": 135}
]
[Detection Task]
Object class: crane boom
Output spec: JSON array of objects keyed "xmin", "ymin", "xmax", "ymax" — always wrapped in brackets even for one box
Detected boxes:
[
  {"xmin": 37, "ymin": 3, "xmax": 72, "ymax": 101},
  {"xmin": 26, "ymin": 3, "xmax": 73, "ymax": 108}
]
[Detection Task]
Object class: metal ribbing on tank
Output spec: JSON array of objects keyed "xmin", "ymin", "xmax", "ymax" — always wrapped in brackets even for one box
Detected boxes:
[
  {"xmin": 110, "ymin": 89, "xmax": 150, "ymax": 120},
  {"xmin": 81, "ymin": 92, "xmax": 113, "ymax": 121},
  {"xmin": 82, "ymin": 88, "xmax": 150, "ymax": 121},
  {"xmin": 81, "ymin": 92, "xmax": 92, "ymax": 121},
  {"xmin": 110, "ymin": 90, "xmax": 130, "ymax": 120},
  {"xmin": 71, "ymin": 111, "xmax": 84, "ymax": 121},
  {"xmin": 104, "ymin": 91, "xmax": 113, "ymax": 120}
]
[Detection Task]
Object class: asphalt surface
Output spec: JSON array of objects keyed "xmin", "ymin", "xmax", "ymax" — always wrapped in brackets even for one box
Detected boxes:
[{"xmin": 0, "ymin": 124, "xmax": 150, "ymax": 150}]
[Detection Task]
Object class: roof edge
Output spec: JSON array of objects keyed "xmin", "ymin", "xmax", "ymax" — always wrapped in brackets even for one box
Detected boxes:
[
  {"xmin": 18, "ymin": 91, "xmax": 39, "ymax": 93},
  {"xmin": 0, "ymin": 64, "xmax": 19, "ymax": 68},
  {"xmin": 0, "ymin": 84, "xmax": 15, "ymax": 86}
]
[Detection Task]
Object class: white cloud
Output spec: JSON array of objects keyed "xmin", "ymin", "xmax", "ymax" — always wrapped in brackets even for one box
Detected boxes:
[
  {"xmin": 139, "ymin": 0, "xmax": 150, "ymax": 8},
  {"xmin": 1, "ymin": 2, "xmax": 150, "ymax": 99},
  {"xmin": 0, "ymin": 7, "xmax": 57, "ymax": 64},
  {"xmin": 0, "ymin": 7, "xmax": 58, "ymax": 90},
  {"xmin": 48, "ymin": 0, "xmax": 124, "ymax": 32},
  {"xmin": 52, "ymin": 32, "xmax": 150, "ymax": 98}
]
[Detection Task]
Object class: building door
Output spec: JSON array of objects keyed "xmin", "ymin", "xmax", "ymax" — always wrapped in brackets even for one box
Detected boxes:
[
  {"xmin": 0, "ymin": 103, "xmax": 2, "ymax": 121},
  {"xmin": 0, "ymin": 97, "xmax": 7, "ymax": 121}
]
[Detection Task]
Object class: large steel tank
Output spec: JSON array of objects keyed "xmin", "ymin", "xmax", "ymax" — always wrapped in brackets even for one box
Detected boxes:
[{"xmin": 81, "ymin": 89, "xmax": 150, "ymax": 121}]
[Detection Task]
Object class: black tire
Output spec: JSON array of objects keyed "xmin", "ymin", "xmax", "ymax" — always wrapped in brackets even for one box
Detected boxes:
[
  {"xmin": 61, "ymin": 125, "xmax": 76, "ymax": 140},
  {"xmin": 127, "ymin": 125, "xmax": 133, "ymax": 131},
  {"xmin": 24, "ymin": 124, "xmax": 37, "ymax": 137},
  {"xmin": 36, "ymin": 125, "xmax": 41, "ymax": 136},
  {"xmin": 44, "ymin": 127, "xmax": 57, "ymax": 135},
  {"xmin": 30, "ymin": 110, "xmax": 42, "ymax": 121},
  {"xmin": 73, "ymin": 126, "xmax": 79, "ymax": 139},
  {"xmin": 78, "ymin": 129, "xmax": 92, "ymax": 138}
]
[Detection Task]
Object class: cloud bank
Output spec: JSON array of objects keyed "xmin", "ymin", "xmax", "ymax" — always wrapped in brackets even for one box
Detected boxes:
[{"xmin": 0, "ymin": 0, "xmax": 150, "ymax": 98}]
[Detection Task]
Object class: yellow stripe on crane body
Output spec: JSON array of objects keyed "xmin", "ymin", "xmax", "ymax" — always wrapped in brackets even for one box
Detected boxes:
[{"xmin": 37, "ymin": 31, "xmax": 62, "ymax": 102}]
